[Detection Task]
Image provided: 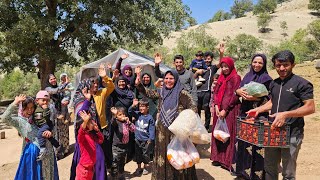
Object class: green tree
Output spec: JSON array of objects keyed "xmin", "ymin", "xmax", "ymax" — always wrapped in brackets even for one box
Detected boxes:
[
  {"xmin": 231, "ymin": 0, "xmax": 254, "ymax": 18},
  {"xmin": 253, "ymin": 0, "xmax": 277, "ymax": 15},
  {"xmin": 208, "ymin": 10, "xmax": 232, "ymax": 23},
  {"xmin": 309, "ymin": 0, "xmax": 320, "ymax": 12},
  {"xmin": 308, "ymin": 20, "xmax": 320, "ymax": 58},
  {"xmin": 257, "ymin": 12, "xmax": 272, "ymax": 33},
  {"xmin": 223, "ymin": 12, "xmax": 232, "ymax": 20},
  {"xmin": 0, "ymin": 0, "xmax": 192, "ymax": 89},
  {"xmin": 225, "ymin": 34, "xmax": 263, "ymax": 71},
  {"xmin": 173, "ymin": 25, "xmax": 219, "ymax": 65}
]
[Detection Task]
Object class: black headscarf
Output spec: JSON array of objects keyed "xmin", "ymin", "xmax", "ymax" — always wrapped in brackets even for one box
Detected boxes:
[
  {"xmin": 114, "ymin": 76, "xmax": 134, "ymax": 108},
  {"xmin": 159, "ymin": 70, "xmax": 184, "ymax": 127}
]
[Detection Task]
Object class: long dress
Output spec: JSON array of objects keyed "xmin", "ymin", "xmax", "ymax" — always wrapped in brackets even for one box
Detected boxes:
[
  {"xmin": 210, "ymin": 74, "xmax": 241, "ymax": 171},
  {"xmin": 136, "ymin": 84, "xmax": 198, "ymax": 180},
  {"xmin": 0, "ymin": 103, "xmax": 59, "ymax": 180},
  {"xmin": 45, "ymin": 86, "xmax": 70, "ymax": 158}
]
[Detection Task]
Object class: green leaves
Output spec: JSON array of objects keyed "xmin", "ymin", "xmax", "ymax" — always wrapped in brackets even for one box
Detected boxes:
[
  {"xmin": 309, "ymin": 0, "xmax": 320, "ymax": 12},
  {"xmin": 231, "ymin": 0, "xmax": 253, "ymax": 18}
]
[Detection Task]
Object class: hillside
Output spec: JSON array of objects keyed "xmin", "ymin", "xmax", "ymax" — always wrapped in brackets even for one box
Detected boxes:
[{"xmin": 163, "ymin": 0, "xmax": 317, "ymax": 49}]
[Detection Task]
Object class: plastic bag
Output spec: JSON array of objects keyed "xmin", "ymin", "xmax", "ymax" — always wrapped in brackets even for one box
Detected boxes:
[
  {"xmin": 168, "ymin": 109, "xmax": 197, "ymax": 138},
  {"xmin": 243, "ymin": 81, "xmax": 268, "ymax": 97},
  {"xmin": 213, "ymin": 118, "xmax": 230, "ymax": 143},
  {"xmin": 167, "ymin": 136, "xmax": 200, "ymax": 170},
  {"xmin": 189, "ymin": 114, "xmax": 211, "ymax": 144}
]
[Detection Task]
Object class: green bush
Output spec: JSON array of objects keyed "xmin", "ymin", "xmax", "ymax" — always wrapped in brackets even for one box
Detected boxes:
[
  {"xmin": 309, "ymin": 0, "xmax": 320, "ymax": 12},
  {"xmin": 231, "ymin": 0, "xmax": 254, "ymax": 18},
  {"xmin": 257, "ymin": 12, "xmax": 272, "ymax": 33},
  {"xmin": 253, "ymin": 0, "xmax": 277, "ymax": 15}
]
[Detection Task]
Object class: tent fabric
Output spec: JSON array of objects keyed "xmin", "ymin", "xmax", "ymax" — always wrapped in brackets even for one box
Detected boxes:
[{"xmin": 71, "ymin": 48, "xmax": 171, "ymax": 104}]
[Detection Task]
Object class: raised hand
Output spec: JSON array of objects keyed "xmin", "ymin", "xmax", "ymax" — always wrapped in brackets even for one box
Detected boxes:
[
  {"xmin": 98, "ymin": 63, "xmax": 107, "ymax": 77},
  {"xmin": 135, "ymin": 75, "xmax": 141, "ymax": 85},
  {"xmin": 132, "ymin": 98, "xmax": 139, "ymax": 107},
  {"xmin": 121, "ymin": 53, "xmax": 129, "ymax": 60},
  {"xmin": 82, "ymin": 87, "xmax": 91, "ymax": 100},
  {"xmin": 154, "ymin": 53, "xmax": 162, "ymax": 64},
  {"xmin": 14, "ymin": 94, "xmax": 26, "ymax": 105},
  {"xmin": 79, "ymin": 110, "xmax": 91, "ymax": 122},
  {"xmin": 106, "ymin": 63, "xmax": 112, "ymax": 70},
  {"xmin": 112, "ymin": 69, "xmax": 120, "ymax": 80},
  {"xmin": 135, "ymin": 66, "xmax": 142, "ymax": 75},
  {"xmin": 154, "ymin": 78, "xmax": 163, "ymax": 88},
  {"xmin": 218, "ymin": 43, "xmax": 225, "ymax": 55}
]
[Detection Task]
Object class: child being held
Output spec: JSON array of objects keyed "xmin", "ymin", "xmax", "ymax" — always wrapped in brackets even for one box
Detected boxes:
[
  {"xmin": 129, "ymin": 98, "xmax": 155, "ymax": 176},
  {"xmin": 189, "ymin": 51, "xmax": 209, "ymax": 86},
  {"xmin": 110, "ymin": 107, "xmax": 135, "ymax": 179},
  {"xmin": 76, "ymin": 110, "xmax": 104, "ymax": 180},
  {"xmin": 59, "ymin": 73, "xmax": 74, "ymax": 124},
  {"xmin": 34, "ymin": 90, "xmax": 60, "ymax": 161}
]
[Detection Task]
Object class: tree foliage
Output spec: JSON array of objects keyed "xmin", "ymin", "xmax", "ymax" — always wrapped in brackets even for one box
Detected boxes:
[
  {"xmin": 0, "ymin": 0, "xmax": 192, "ymax": 88},
  {"xmin": 225, "ymin": 34, "xmax": 263, "ymax": 71},
  {"xmin": 257, "ymin": 12, "xmax": 272, "ymax": 33},
  {"xmin": 172, "ymin": 25, "xmax": 219, "ymax": 65},
  {"xmin": 309, "ymin": 0, "xmax": 320, "ymax": 12},
  {"xmin": 308, "ymin": 20, "xmax": 320, "ymax": 58},
  {"xmin": 231, "ymin": 0, "xmax": 254, "ymax": 18},
  {"xmin": 208, "ymin": 10, "xmax": 232, "ymax": 23},
  {"xmin": 253, "ymin": 0, "xmax": 277, "ymax": 15},
  {"xmin": 280, "ymin": 21, "xmax": 288, "ymax": 37}
]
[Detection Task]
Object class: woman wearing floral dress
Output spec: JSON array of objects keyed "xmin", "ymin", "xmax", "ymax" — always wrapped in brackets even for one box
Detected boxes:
[
  {"xmin": 136, "ymin": 69, "xmax": 198, "ymax": 180},
  {"xmin": 0, "ymin": 94, "xmax": 59, "ymax": 180}
]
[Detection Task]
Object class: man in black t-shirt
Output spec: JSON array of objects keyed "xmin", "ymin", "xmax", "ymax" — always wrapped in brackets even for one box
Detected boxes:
[{"xmin": 248, "ymin": 50, "xmax": 315, "ymax": 180}]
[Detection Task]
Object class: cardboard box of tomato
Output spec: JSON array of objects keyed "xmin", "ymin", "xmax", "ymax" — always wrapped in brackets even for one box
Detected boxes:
[{"xmin": 236, "ymin": 116, "xmax": 290, "ymax": 148}]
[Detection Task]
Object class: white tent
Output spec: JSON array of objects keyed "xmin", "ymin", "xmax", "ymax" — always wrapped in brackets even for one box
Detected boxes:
[{"xmin": 74, "ymin": 48, "xmax": 171, "ymax": 90}]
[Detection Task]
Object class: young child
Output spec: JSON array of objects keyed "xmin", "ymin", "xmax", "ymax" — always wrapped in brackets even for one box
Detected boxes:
[
  {"xmin": 110, "ymin": 106, "xmax": 135, "ymax": 180},
  {"xmin": 76, "ymin": 110, "xmax": 104, "ymax": 180},
  {"xmin": 129, "ymin": 98, "xmax": 155, "ymax": 176},
  {"xmin": 59, "ymin": 73, "xmax": 74, "ymax": 124},
  {"xmin": 34, "ymin": 90, "xmax": 60, "ymax": 161},
  {"xmin": 189, "ymin": 51, "xmax": 208, "ymax": 86}
]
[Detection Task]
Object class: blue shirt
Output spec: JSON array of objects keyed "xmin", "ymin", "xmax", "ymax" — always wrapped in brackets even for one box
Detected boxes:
[
  {"xmin": 190, "ymin": 59, "xmax": 207, "ymax": 70},
  {"xmin": 128, "ymin": 107, "xmax": 155, "ymax": 141}
]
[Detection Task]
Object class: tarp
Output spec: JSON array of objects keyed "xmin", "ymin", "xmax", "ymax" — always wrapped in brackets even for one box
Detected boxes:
[{"xmin": 71, "ymin": 48, "xmax": 171, "ymax": 104}]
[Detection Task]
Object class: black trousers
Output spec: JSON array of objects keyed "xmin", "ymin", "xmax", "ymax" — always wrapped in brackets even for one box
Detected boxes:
[{"xmin": 197, "ymin": 91, "xmax": 211, "ymax": 131}]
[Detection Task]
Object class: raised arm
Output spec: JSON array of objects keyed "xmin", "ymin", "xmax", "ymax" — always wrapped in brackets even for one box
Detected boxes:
[{"xmin": 154, "ymin": 53, "xmax": 164, "ymax": 78}]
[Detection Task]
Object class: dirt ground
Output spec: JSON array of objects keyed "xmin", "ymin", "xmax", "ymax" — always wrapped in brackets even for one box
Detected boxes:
[{"xmin": 1, "ymin": 111, "xmax": 320, "ymax": 180}]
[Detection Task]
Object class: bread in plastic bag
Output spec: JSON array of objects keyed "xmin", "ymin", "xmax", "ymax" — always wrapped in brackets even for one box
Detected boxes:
[
  {"xmin": 167, "ymin": 136, "xmax": 200, "ymax": 170},
  {"xmin": 168, "ymin": 109, "xmax": 197, "ymax": 138},
  {"xmin": 213, "ymin": 118, "xmax": 230, "ymax": 143},
  {"xmin": 243, "ymin": 81, "xmax": 268, "ymax": 97},
  {"xmin": 189, "ymin": 114, "xmax": 211, "ymax": 144}
]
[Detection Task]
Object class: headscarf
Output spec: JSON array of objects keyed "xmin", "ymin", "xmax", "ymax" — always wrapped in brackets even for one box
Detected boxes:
[
  {"xmin": 141, "ymin": 73, "xmax": 155, "ymax": 89},
  {"xmin": 73, "ymin": 78, "xmax": 98, "ymax": 138},
  {"xmin": 240, "ymin": 54, "xmax": 273, "ymax": 87},
  {"xmin": 121, "ymin": 65, "xmax": 132, "ymax": 82},
  {"xmin": 159, "ymin": 70, "xmax": 184, "ymax": 127},
  {"xmin": 114, "ymin": 76, "xmax": 134, "ymax": 108},
  {"xmin": 214, "ymin": 57, "xmax": 238, "ymax": 109}
]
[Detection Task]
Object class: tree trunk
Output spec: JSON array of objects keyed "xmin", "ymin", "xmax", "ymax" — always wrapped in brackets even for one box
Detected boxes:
[{"xmin": 38, "ymin": 58, "xmax": 56, "ymax": 90}]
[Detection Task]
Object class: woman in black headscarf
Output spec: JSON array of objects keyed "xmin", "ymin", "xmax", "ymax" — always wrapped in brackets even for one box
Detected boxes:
[
  {"xmin": 234, "ymin": 54, "xmax": 273, "ymax": 180},
  {"xmin": 136, "ymin": 70, "xmax": 198, "ymax": 180},
  {"xmin": 44, "ymin": 74, "xmax": 69, "ymax": 159}
]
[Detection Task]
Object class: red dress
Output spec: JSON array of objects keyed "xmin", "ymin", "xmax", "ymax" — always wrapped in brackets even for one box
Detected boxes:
[{"xmin": 210, "ymin": 73, "xmax": 241, "ymax": 171}]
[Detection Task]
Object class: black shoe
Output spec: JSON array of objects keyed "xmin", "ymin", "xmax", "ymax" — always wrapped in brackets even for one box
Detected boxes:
[{"xmin": 211, "ymin": 161, "xmax": 220, "ymax": 166}]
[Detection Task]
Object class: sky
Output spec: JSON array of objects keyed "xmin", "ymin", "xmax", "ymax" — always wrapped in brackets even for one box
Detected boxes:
[{"xmin": 182, "ymin": 0, "xmax": 258, "ymax": 24}]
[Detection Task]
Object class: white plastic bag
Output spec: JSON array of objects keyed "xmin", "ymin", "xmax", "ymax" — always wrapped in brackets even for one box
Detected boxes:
[
  {"xmin": 213, "ymin": 118, "xmax": 230, "ymax": 143},
  {"xmin": 168, "ymin": 109, "xmax": 197, "ymax": 138},
  {"xmin": 189, "ymin": 114, "xmax": 211, "ymax": 144},
  {"xmin": 167, "ymin": 136, "xmax": 200, "ymax": 170}
]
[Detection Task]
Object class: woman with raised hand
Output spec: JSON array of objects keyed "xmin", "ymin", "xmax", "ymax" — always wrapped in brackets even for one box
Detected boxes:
[
  {"xmin": 0, "ymin": 94, "xmax": 59, "ymax": 180},
  {"xmin": 136, "ymin": 69, "xmax": 198, "ymax": 180}
]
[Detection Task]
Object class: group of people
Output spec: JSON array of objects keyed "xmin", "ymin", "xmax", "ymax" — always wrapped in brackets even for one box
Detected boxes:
[{"xmin": 0, "ymin": 46, "xmax": 315, "ymax": 180}]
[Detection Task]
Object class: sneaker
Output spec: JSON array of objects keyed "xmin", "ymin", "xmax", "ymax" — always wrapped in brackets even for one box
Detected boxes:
[
  {"xmin": 198, "ymin": 77, "xmax": 206, "ymax": 82},
  {"xmin": 196, "ymin": 81, "xmax": 203, "ymax": 86},
  {"xmin": 142, "ymin": 168, "xmax": 149, "ymax": 175},
  {"xmin": 134, "ymin": 168, "xmax": 143, "ymax": 176}
]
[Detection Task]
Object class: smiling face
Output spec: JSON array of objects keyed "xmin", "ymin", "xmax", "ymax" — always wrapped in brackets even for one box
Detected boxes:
[
  {"xmin": 139, "ymin": 104, "xmax": 149, "ymax": 114},
  {"xmin": 274, "ymin": 60, "xmax": 295, "ymax": 80},
  {"xmin": 117, "ymin": 79, "xmax": 127, "ymax": 89},
  {"xmin": 174, "ymin": 59, "xmax": 184, "ymax": 71},
  {"xmin": 124, "ymin": 69, "xmax": 132, "ymax": 77},
  {"xmin": 36, "ymin": 98, "xmax": 49, "ymax": 107},
  {"xmin": 22, "ymin": 103, "xmax": 35, "ymax": 118},
  {"xmin": 48, "ymin": 75, "xmax": 57, "ymax": 86},
  {"xmin": 252, "ymin": 56, "xmax": 264, "ymax": 73},
  {"xmin": 164, "ymin": 73, "xmax": 175, "ymax": 89},
  {"xmin": 221, "ymin": 63, "xmax": 231, "ymax": 76},
  {"xmin": 205, "ymin": 56, "xmax": 213, "ymax": 66},
  {"xmin": 142, "ymin": 74, "xmax": 151, "ymax": 85},
  {"xmin": 90, "ymin": 79, "xmax": 99, "ymax": 94}
]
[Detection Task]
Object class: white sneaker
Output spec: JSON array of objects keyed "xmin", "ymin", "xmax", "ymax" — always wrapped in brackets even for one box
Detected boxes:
[
  {"xmin": 198, "ymin": 77, "xmax": 206, "ymax": 82},
  {"xmin": 196, "ymin": 81, "xmax": 203, "ymax": 86}
]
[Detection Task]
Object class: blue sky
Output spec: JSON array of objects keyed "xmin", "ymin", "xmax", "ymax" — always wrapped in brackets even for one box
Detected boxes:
[{"xmin": 182, "ymin": 0, "xmax": 258, "ymax": 24}]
